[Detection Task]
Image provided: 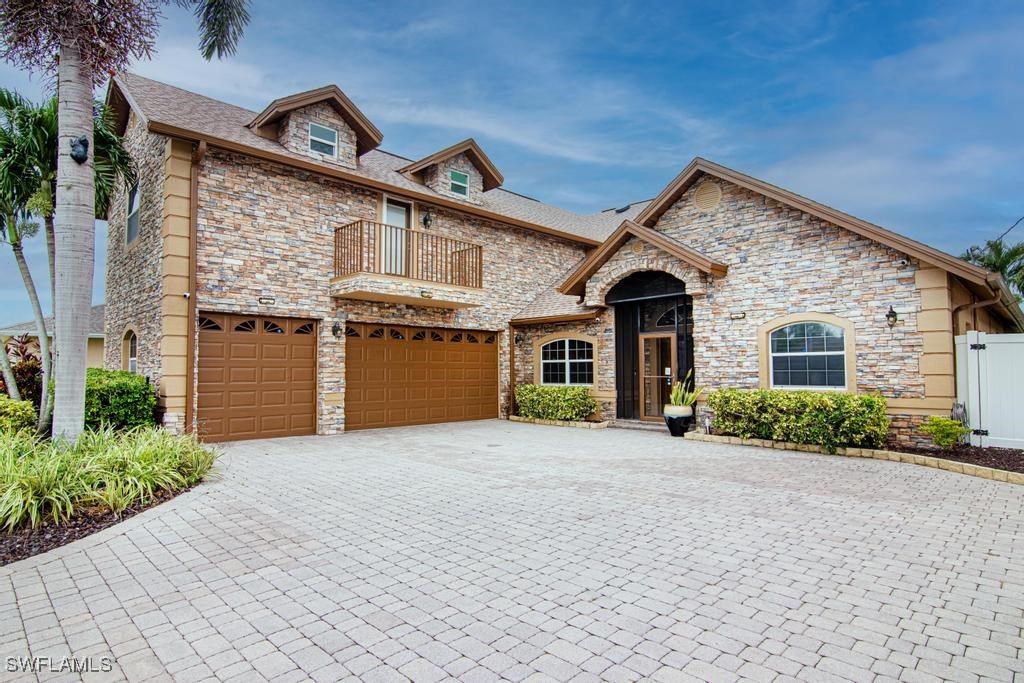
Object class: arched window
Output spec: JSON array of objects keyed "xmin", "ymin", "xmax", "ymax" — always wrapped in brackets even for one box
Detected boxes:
[
  {"xmin": 769, "ymin": 322, "xmax": 845, "ymax": 389},
  {"xmin": 541, "ymin": 339, "xmax": 594, "ymax": 385},
  {"xmin": 123, "ymin": 331, "xmax": 138, "ymax": 373}
]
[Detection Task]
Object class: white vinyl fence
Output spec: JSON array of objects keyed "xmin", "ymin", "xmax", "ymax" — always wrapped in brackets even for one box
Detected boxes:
[{"xmin": 955, "ymin": 331, "xmax": 1024, "ymax": 447}]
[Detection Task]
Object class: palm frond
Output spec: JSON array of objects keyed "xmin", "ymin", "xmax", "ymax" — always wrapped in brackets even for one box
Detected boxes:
[{"xmin": 177, "ymin": 0, "xmax": 251, "ymax": 59}]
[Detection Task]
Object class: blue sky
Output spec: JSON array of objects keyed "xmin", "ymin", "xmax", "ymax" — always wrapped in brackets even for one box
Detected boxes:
[{"xmin": 2, "ymin": 0, "xmax": 1023, "ymax": 324}]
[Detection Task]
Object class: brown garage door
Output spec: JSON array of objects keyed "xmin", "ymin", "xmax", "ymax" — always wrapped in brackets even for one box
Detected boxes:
[
  {"xmin": 197, "ymin": 313, "xmax": 316, "ymax": 441},
  {"xmin": 345, "ymin": 323, "xmax": 499, "ymax": 430}
]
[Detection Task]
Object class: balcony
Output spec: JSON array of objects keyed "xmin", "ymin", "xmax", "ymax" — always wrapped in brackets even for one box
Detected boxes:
[{"xmin": 332, "ymin": 220, "xmax": 484, "ymax": 308}]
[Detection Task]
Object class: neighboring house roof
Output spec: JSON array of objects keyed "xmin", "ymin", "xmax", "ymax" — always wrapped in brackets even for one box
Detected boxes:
[
  {"xmin": 107, "ymin": 73, "xmax": 628, "ymax": 245},
  {"xmin": 0, "ymin": 304, "xmax": 106, "ymax": 339},
  {"xmin": 247, "ymin": 85, "xmax": 383, "ymax": 156},
  {"xmin": 559, "ymin": 220, "xmax": 728, "ymax": 297},
  {"xmin": 398, "ymin": 138, "xmax": 504, "ymax": 191}
]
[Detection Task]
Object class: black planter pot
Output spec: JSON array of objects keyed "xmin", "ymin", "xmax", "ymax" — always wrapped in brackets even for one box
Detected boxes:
[{"xmin": 663, "ymin": 406, "xmax": 693, "ymax": 437}]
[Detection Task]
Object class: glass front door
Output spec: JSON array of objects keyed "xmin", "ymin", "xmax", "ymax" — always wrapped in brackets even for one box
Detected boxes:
[
  {"xmin": 382, "ymin": 199, "xmax": 410, "ymax": 276},
  {"xmin": 639, "ymin": 333, "xmax": 676, "ymax": 420}
]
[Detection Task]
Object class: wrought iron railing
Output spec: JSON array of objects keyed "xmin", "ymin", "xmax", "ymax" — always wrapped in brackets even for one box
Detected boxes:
[{"xmin": 334, "ymin": 220, "xmax": 483, "ymax": 289}]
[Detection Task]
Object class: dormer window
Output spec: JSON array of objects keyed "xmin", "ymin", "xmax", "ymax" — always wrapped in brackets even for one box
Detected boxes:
[
  {"xmin": 309, "ymin": 123, "xmax": 338, "ymax": 157},
  {"xmin": 449, "ymin": 170, "xmax": 469, "ymax": 197}
]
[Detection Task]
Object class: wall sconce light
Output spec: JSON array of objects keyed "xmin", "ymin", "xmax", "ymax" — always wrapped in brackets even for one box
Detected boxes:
[
  {"xmin": 420, "ymin": 290, "xmax": 433, "ymax": 299},
  {"xmin": 422, "ymin": 209, "xmax": 434, "ymax": 229},
  {"xmin": 729, "ymin": 310, "xmax": 746, "ymax": 320},
  {"xmin": 885, "ymin": 305, "xmax": 898, "ymax": 328},
  {"xmin": 258, "ymin": 296, "xmax": 275, "ymax": 305},
  {"xmin": 331, "ymin": 321, "xmax": 343, "ymax": 338},
  {"xmin": 514, "ymin": 332, "xmax": 525, "ymax": 344}
]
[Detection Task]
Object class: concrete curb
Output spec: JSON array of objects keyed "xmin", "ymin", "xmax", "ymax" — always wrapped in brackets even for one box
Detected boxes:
[
  {"xmin": 684, "ymin": 432, "xmax": 1023, "ymax": 485},
  {"xmin": 509, "ymin": 415, "xmax": 609, "ymax": 429}
]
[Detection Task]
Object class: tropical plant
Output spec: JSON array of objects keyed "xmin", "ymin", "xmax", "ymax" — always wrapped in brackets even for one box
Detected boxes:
[
  {"xmin": 668, "ymin": 369, "xmax": 704, "ymax": 407},
  {"xmin": 514, "ymin": 385, "xmax": 598, "ymax": 421},
  {"xmin": 918, "ymin": 416, "xmax": 971, "ymax": 449},
  {"xmin": 0, "ymin": 426, "xmax": 217, "ymax": 529},
  {"xmin": 0, "ymin": 0, "xmax": 251, "ymax": 439},
  {"xmin": 0, "ymin": 88, "xmax": 137, "ymax": 433},
  {"xmin": 961, "ymin": 238, "xmax": 1024, "ymax": 301}
]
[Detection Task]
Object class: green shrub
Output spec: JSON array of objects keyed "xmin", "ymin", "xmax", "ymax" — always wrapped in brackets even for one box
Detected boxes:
[
  {"xmin": 84, "ymin": 368, "xmax": 156, "ymax": 431},
  {"xmin": 0, "ymin": 427, "xmax": 217, "ymax": 530},
  {"xmin": 918, "ymin": 416, "xmax": 970, "ymax": 449},
  {"xmin": 0, "ymin": 395, "xmax": 36, "ymax": 432},
  {"xmin": 706, "ymin": 388, "xmax": 890, "ymax": 454},
  {"xmin": 515, "ymin": 384, "xmax": 598, "ymax": 421}
]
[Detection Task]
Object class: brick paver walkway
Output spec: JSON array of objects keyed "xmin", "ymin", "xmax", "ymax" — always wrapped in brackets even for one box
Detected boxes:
[{"xmin": 1, "ymin": 421, "xmax": 1022, "ymax": 682}]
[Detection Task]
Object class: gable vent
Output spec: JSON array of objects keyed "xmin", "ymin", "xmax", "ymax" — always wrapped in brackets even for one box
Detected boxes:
[{"xmin": 693, "ymin": 181, "xmax": 722, "ymax": 212}]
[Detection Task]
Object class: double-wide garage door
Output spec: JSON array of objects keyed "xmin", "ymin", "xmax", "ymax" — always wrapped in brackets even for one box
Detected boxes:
[
  {"xmin": 197, "ymin": 313, "xmax": 316, "ymax": 441},
  {"xmin": 197, "ymin": 315, "xmax": 499, "ymax": 440},
  {"xmin": 345, "ymin": 323, "xmax": 499, "ymax": 430}
]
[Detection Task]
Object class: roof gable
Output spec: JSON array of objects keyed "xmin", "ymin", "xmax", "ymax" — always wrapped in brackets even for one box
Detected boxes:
[
  {"xmin": 559, "ymin": 220, "xmax": 727, "ymax": 297},
  {"xmin": 398, "ymin": 139, "xmax": 503, "ymax": 191},
  {"xmin": 637, "ymin": 157, "xmax": 998, "ymax": 288},
  {"xmin": 248, "ymin": 85, "xmax": 383, "ymax": 156}
]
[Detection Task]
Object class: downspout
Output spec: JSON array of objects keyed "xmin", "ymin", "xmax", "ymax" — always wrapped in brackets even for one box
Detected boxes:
[
  {"xmin": 184, "ymin": 140, "xmax": 206, "ymax": 433},
  {"xmin": 950, "ymin": 277, "xmax": 1002, "ymax": 334},
  {"xmin": 508, "ymin": 323, "xmax": 517, "ymax": 418}
]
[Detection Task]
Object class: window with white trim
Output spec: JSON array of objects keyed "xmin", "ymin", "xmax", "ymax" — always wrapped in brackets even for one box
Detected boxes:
[
  {"xmin": 308, "ymin": 122, "xmax": 338, "ymax": 156},
  {"xmin": 769, "ymin": 322, "xmax": 845, "ymax": 389},
  {"xmin": 124, "ymin": 331, "xmax": 138, "ymax": 373},
  {"xmin": 126, "ymin": 183, "xmax": 139, "ymax": 243},
  {"xmin": 541, "ymin": 339, "xmax": 593, "ymax": 385},
  {"xmin": 449, "ymin": 169, "xmax": 469, "ymax": 197}
]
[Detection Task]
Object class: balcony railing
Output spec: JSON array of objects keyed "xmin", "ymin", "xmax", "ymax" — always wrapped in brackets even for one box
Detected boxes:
[{"xmin": 334, "ymin": 220, "xmax": 483, "ymax": 289}]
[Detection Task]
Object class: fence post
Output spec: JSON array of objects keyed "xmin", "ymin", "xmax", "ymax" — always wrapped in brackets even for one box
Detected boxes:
[{"xmin": 963, "ymin": 330, "xmax": 983, "ymax": 446}]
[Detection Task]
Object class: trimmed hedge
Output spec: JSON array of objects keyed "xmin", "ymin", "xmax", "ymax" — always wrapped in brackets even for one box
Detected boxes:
[
  {"xmin": 84, "ymin": 368, "xmax": 156, "ymax": 431},
  {"xmin": 515, "ymin": 385, "xmax": 598, "ymax": 422},
  {"xmin": 0, "ymin": 396, "xmax": 36, "ymax": 432},
  {"xmin": 706, "ymin": 388, "xmax": 889, "ymax": 453}
]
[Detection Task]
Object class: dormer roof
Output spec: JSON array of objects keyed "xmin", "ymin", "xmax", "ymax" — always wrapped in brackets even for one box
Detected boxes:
[
  {"xmin": 398, "ymin": 138, "xmax": 504, "ymax": 191},
  {"xmin": 247, "ymin": 85, "xmax": 383, "ymax": 156}
]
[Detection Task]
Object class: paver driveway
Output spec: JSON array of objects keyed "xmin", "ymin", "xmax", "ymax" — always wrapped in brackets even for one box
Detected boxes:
[{"xmin": 2, "ymin": 421, "xmax": 1023, "ymax": 682}]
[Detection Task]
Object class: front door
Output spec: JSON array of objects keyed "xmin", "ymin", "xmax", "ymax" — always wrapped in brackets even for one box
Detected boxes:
[
  {"xmin": 382, "ymin": 198, "xmax": 411, "ymax": 276},
  {"xmin": 639, "ymin": 333, "xmax": 676, "ymax": 421}
]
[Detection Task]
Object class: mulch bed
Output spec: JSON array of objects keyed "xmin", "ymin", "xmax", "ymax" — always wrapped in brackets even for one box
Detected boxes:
[
  {"xmin": 0, "ymin": 486, "xmax": 192, "ymax": 567},
  {"xmin": 891, "ymin": 444, "xmax": 1024, "ymax": 474}
]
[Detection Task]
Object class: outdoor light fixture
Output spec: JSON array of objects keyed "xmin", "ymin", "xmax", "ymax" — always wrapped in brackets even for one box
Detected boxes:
[
  {"xmin": 886, "ymin": 305, "xmax": 898, "ymax": 328},
  {"xmin": 729, "ymin": 310, "xmax": 746, "ymax": 320},
  {"xmin": 420, "ymin": 290, "xmax": 433, "ymax": 299},
  {"xmin": 514, "ymin": 332, "xmax": 525, "ymax": 344},
  {"xmin": 331, "ymin": 321, "xmax": 343, "ymax": 338},
  {"xmin": 422, "ymin": 209, "xmax": 434, "ymax": 229}
]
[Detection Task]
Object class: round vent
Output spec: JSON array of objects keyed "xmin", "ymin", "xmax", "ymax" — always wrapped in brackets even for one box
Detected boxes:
[
  {"xmin": 693, "ymin": 181, "xmax": 722, "ymax": 212},
  {"xmin": 630, "ymin": 240, "xmax": 644, "ymax": 255}
]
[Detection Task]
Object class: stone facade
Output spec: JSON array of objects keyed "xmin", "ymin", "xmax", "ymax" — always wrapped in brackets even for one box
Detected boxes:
[
  {"xmin": 512, "ymin": 178, "xmax": 940, "ymax": 444},
  {"xmin": 277, "ymin": 103, "xmax": 358, "ymax": 170},
  {"xmin": 192, "ymin": 148, "xmax": 588, "ymax": 433},
  {"xmin": 421, "ymin": 152, "xmax": 484, "ymax": 204},
  {"xmin": 103, "ymin": 112, "xmax": 166, "ymax": 388}
]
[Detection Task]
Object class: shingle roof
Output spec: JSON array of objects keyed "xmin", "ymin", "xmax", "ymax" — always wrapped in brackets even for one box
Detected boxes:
[
  {"xmin": 512, "ymin": 286, "xmax": 601, "ymax": 322},
  {"xmin": 112, "ymin": 73, "xmax": 641, "ymax": 243},
  {"xmin": 0, "ymin": 304, "xmax": 105, "ymax": 338}
]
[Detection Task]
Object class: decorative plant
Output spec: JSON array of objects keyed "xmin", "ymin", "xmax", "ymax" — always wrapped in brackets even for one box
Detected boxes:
[
  {"xmin": 918, "ymin": 415, "xmax": 971, "ymax": 449},
  {"xmin": 668, "ymin": 370, "xmax": 704, "ymax": 406}
]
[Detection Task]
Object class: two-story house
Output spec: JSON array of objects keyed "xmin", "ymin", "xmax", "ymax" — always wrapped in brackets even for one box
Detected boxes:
[{"xmin": 104, "ymin": 73, "xmax": 1022, "ymax": 443}]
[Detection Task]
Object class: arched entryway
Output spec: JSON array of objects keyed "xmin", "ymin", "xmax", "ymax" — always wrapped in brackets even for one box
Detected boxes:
[{"xmin": 606, "ymin": 271, "xmax": 695, "ymax": 420}]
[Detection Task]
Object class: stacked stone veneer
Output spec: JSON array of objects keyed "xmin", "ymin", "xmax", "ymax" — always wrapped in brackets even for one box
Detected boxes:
[
  {"xmin": 277, "ymin": 102, "xmax": 358, "ymax": 170},
  {"xmin": 421, "ymin": 152, "xmax": 484, "ymax": 204},
  {"xmin": 193, "ymin": 147, "xmax": 588, "ymax": 433},
  {"xmin": 514, "ymin": 177, "xmax": 932, "ymax": 443},
  {"xmin": 104, "ymin": 113, "xmax": 166, "ymax": 392}
]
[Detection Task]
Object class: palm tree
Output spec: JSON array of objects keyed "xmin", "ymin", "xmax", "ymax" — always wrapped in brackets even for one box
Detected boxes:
[
  {"xmin": 0, "ymin": 339, "xmax": 21, "ymax": 401},
  {"xmin": 0, "ymin": 88, "xmax": 137, "ymax": 432},
  {"xmin": 962, "ymin": 238, "xmax": 1024, "ymax": 302},
  {"xmin": 0, "ymin": 0, "xmax": 251, "ymax": 439}
]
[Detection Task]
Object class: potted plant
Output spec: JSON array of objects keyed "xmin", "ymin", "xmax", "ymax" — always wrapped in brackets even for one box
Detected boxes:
[{"xmin": 664, "ymin": 370, "xmax": 704, "ymax": 437}]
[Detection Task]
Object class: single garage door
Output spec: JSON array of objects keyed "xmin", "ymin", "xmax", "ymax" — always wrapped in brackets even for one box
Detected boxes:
[
  {"xmin": 197, "ymin": 313, "xmax": 316, "ymax": 441},
  {"xmin": 345, "ymin": 323, "xmax": 499, "ymax": 430}
]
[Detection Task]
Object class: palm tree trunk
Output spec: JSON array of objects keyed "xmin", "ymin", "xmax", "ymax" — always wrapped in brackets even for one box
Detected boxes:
[
  {"xmin": 51, "ymin": 43, "xmax": 95, "ymax": 440},
  {"xmin": 44, "ymin": 211, "xmax": 56, "ymax": 316},
  {"xmin": 11, "ymin": 240, "xmax": 52, "ymax": 431},
  {"xmin": 0, "ymin": 339, "xmax": 20, "ymax": 401}
]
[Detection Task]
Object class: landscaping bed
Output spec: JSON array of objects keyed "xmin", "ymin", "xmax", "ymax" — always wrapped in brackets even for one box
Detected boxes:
[
  {"xmin": 892, "ymin": 444, "xmax": 1024, "ymax": 474},
  {"xmin": 1, "ymin": 484, "xmax": 192, "ymax": 566}
]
